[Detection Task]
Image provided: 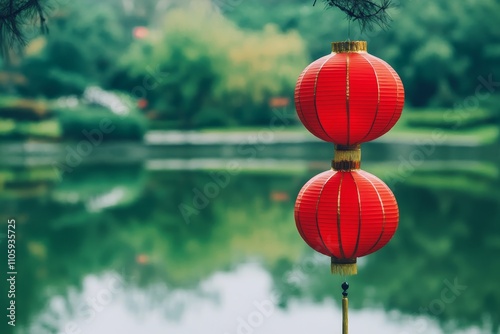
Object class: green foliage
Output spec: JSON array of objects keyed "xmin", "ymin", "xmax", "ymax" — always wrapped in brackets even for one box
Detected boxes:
[
  {"xmin": 226, "ymin": 0, "xmax": 500, "ymax": 111},
  {"xmin": 116, "ymin": 2, "xmax": 308, "ymax": 128},
  {"xmin": 0, "ymin": 118, "xmax": 62, "ymax": 139},
  {"xmin": 225, "ymin": 0, "xmax": 346, "ymax": 61},
  {"xmin": 0, "ymin": 95, "xmax": 61, "ymax": 138},
  {"xmin": 404, "ymin": 108, "xmax": 499, "ymax": 130},
  {"xmin": 54, "ymin": 106, "xmax": 146, "ymax": 141},
  {"xmin": 2, "ymin": 0, "xmax": 500, "ymax": 133},
  {"xmin": 369, "ymin": 0, "xmax": 500, "ymax": 109},
  {"xmin": 0, "ymin": 94, "xmax": 146, "ymax": 140},
  {"xmin": 16, "ymin": 2, "xmax": 128, "ymax": 97}
]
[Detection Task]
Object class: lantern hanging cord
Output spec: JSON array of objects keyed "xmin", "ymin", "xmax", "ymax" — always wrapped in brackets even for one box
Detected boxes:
[
  {"xmin": 312, "ymin": 0, "xmax": 394, "ymax": 31},
  {"xmin": 341, "ymin": 281, "xmax": 349, "ymax": 334}
]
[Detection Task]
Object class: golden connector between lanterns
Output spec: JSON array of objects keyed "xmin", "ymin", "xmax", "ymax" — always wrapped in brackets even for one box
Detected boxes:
[
  {"xmin": 332, "ymin": 41, "xmax": 367, "ymax": 53},
  {"xmin": 332, "ymin": 145, "xmax": 361, "ymax": 171}
]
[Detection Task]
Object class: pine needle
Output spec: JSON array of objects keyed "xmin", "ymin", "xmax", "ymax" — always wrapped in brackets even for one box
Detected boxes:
[
  {"xmin": 313, "ymin": 0, "xmax": 395, "ymax": 31},
  {"xmin": 0, "ymin": 0, "xmax": 48, "ymax": 57}
]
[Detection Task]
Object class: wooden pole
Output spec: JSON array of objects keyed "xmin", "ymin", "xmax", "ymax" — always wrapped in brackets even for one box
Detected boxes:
[
  {"xmin": 342, "ymin": 296, "xmax": 348, "ymax": 334},
  {"xmin": 341, "ymin": 281, "xmax": 349, "ymax": 334}
]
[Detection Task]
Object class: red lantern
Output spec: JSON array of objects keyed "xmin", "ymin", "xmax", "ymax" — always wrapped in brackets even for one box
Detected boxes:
[
  {"xmin": 293, "ymin": 39, "xmax": 405, "ymax": 334},
  {"xmin": 294, "ymin": 168, "xmax": 399, "ymax": 275},
  {"xmin": 295, "ymin": 41, "xmax": 404, "ymax": 145}
]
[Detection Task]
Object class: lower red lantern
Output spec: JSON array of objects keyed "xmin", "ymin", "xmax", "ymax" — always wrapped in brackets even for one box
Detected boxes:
[{"xmin": 294, "ymin": 168, "xmax": 399, "ymax": 275}]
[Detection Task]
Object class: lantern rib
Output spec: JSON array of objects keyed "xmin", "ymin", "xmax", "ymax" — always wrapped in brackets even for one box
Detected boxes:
[
  {"xmin": 357, "ymin": 54, "xmax": 380, "ymax": 143},
  {"xmin": 295, "ymin": 63, "xmax": 314, "ymax": 133},
  {"xmin": 314, "ymin": 55, "xmax": 337, "ymax": 142},
  {"xmin": 358, "ymin": 171, "xmax": 386, "ymax": 255},
  {"xmin": 294, "ymin": 177, "xmax": 313, "ymax": 250},
  {"xmin": 377, "ymin": 59, "xmax": 402, "ymax": 136},
  {"xmin": 314, "ymin": 172, "xmax": 339, "ymax": 257},
  {"xmin": 296, "ymin": 174, "xmax": 331, "ymax": 255},
  {"xmin": 335, "ymin": 172, "xmax": 347, "ymax": 259},
  {"xmin": 349, "ymin": 172, "xmax": 363, "ymax": 258},
  {"xmin": 345, "ymin": 55, "xmax": 351, "ymax": 146}
]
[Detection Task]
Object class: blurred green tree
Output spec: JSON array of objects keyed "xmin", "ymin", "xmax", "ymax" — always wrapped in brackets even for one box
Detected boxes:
[
  {"xmin": 115, "ymin": 2, "xmax": 308, "ymax": 128},
  {"xmin": 15, "ymin": 2, "xmax": 128, "ymax": 97},
  {"xmin": 2, "ymin": 0, "xmax": 499, "ymax": 130},
  {"xmin": 226, "ymin": 0, "xmax": 500, "ymax": 111},
  {"xmin": 370, "ymin": 0, "xmax": 500, "ymax": 109}
]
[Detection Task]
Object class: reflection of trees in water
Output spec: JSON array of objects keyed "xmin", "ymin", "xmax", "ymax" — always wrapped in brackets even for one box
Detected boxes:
[
  {"xmin": 0, "ymin": 165, "xmax": 147, "ymax": 330},
  {"xmin": 93, "ymin": 170, "xmax": 306, "ymax": 288},
  {"xmin": 271, "ymin": 167, "xmax": 500, "ymax": 333},
  {"xmin": 0, "ymin": 168, "xmax": 306, "ymax": 329},
  {"xmin": 2, "ymin": 166, "xmax": 499, "ymax": 332}
]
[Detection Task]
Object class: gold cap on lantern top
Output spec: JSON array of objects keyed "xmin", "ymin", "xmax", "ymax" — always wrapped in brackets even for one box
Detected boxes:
[{"xmin": 332, "ymin": 41, "xmax": 367, "ymax": 53}]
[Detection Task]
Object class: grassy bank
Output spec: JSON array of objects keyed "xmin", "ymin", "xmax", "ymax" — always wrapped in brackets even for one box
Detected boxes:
[
  {"xmin": 385, "ymin": 108, "xmax": 499, "ymax": 145},
  {"xmin": 1, "ymin": 95, "xmax": 498, "ymax": 145},
  {"xmin": 0, "ymin": 95, "xmax": 146, "ymax": 141},
  {"xmin": 192, "ymin": 108, "xmax": 500, "ymax": 146}
]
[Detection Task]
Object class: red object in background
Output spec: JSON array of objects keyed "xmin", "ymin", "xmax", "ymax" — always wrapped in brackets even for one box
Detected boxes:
[
  {"xmin": 133, "ymin": 26, "xmax": 149, "ymax": 39},
  {"xmin": 271, "ymin": 191, "xmax": 290, "ymax": 202},
  {"xmin": 294, "ymin": 169, "xmax": 398, "ymax": 264},
  {"xmin": 137, "ymin": 98, "xmax": 148, "ymax": 109},
  {"xmin": 136, "ymin": 254, "xmax": 149, "ymax": 264},
  {"xmin": 269, "ymin": 97, "xmax": 290, "ymax": 108},
  {"xmin": 294, "ymin": 41, "xmax": 404, "ymax": 145}
]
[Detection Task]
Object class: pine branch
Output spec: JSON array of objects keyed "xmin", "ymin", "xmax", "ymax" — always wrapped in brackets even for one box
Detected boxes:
[
  {"xmin": 313, "ymin": 0, "xmax": 394, "ymax": 31},
  {"xmin": 0, "ymin": 0, "xmax": 48, "ymax": 57}
]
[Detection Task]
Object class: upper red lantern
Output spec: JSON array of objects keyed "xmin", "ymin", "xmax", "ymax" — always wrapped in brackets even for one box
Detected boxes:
[
  {"xmin": 294, "ymin": 168, "xmax": 399, "ymax": 275},
  {"xmin": 295, "ymin": 41, "xmax": 405, "ymax": 145}
]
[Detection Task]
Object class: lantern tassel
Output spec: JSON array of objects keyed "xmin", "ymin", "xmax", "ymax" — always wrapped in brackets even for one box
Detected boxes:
[
  {"xmin": 331, "ymin": 257, "xmax": 358, "ymax": 276},
  {"xmin": 331, "ymin": 263, "xmax": 358, "ymax": 275},
  {"xmin": 342, "ymin": 282, "xmax": 349, "ymax": 334}
]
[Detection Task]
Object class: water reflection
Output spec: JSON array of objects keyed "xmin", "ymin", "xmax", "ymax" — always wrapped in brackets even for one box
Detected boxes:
[{"xmin": 0, "ymin": 155, "xmax": 499, "ymax": 334}]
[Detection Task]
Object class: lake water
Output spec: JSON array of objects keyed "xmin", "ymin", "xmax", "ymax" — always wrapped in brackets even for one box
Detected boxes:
[{"xmin": 1, "ymin": 141, "xmax": 499, "ymax": 334}]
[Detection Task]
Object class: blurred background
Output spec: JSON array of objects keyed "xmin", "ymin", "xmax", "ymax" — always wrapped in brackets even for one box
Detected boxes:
[{"xmin": 0, "ymin": 0, "xmax": 499, "ymax": 333}]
